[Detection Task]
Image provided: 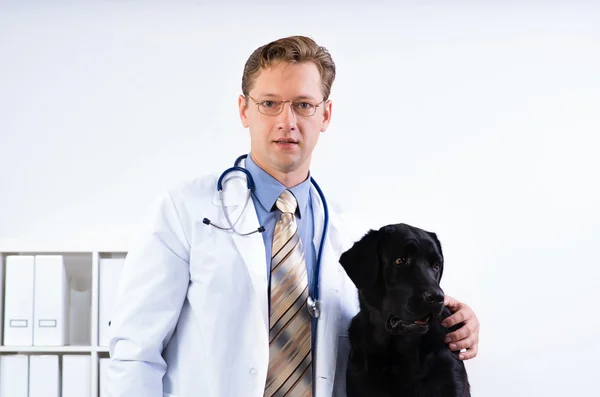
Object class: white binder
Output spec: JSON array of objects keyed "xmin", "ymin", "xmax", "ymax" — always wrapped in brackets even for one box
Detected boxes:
[
  {"xmin": 0, "ymin": 255, "xmax": 4, "ymax": 344},
  {"xmin": 62, "ymin": 355, "xmax": 91, "ymax": 397},
  {"xmin": 0, "ymin": 355, "xmax": 29, "ymax": 397},
  {"xmin": 99, "ymin": 357, "xmax": 110, "ymax": 397},
  {"xmin": 29, "ymin": 355, "xmax": 60, "ymax": 397},
  {"xmin": 98, "ymin": 257, "xmax": 125, "ymax": 346},
  {"xmin": 68, "ymin": 278, "xmax": 92, "ymax": 346},
  {"xmin": 33, "ymin": 255, "xmax": 69, "ymax": 346},
  {"xmin": 3, "ymin": 255, "xmax": 35, "ymax": 346}
]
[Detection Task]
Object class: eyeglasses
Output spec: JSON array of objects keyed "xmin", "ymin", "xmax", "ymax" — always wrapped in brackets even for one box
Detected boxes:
[{"xmin": 246, "ymin": 95, "xmax": 325, "ymax": 117}]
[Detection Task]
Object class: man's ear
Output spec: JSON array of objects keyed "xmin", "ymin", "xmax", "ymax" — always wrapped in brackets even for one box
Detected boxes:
[
  {"xmin": 238, "ymin": 94, "xmax": 250, "ymax": 128},
  {"xmin": 427, "ymin": 231, "xmax": 444, "ymax": 283},
  {"xmin": 339, "ymin": 229, "xmax": 381, "ymax": 289}
]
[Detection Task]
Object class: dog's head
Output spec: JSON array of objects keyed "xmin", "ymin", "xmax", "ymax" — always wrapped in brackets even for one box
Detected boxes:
[{"xmin": 340, "ymin": 223, "xmax": 445, "ymax": 336}]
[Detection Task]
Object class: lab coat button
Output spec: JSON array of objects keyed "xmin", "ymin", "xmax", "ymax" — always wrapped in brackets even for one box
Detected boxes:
[{"xmin": 249, "ymin": 367, "xmax": 257, "ymax": 376}]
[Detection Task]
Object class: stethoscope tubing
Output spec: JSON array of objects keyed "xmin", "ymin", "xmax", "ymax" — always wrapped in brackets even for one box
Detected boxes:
[{"xmin": 205, "ymin": 154, "xmax": 328, "ymax": 318}]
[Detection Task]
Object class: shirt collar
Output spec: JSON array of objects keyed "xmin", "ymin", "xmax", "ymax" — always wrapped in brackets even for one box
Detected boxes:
[{"xmin": 245, "ymin": 153, "xmax": 312, "ymax": 218}]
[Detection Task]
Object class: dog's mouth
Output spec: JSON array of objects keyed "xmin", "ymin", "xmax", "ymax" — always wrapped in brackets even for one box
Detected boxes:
[
  {"xmin": 388, "ymin": 317, "xmax": 401, "ymax": 328},
  {"xmin": 388, "ymin": 314, "xmax": 430, "ymax": 327},
  {"xmin": 414, "ymin": 314, "xmax": 431, "ymax": 325},
  {"xmin": 386, "ymin": 313, "xmax": 431, "ymax": 334}
]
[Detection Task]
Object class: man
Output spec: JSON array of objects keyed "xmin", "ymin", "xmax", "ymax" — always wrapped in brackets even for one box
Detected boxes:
[{"xmin": 106, "ymin": 35, "xmax": 479, "ymax": 397}]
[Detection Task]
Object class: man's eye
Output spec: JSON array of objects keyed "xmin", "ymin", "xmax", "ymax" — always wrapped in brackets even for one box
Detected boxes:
[
  {"xmin": 295, "ymin": 102, "xmax": 313, "ymax": 109},
  {"xmin": 261, "ymin": 101, "xmax": 276, "ymax": 108}
]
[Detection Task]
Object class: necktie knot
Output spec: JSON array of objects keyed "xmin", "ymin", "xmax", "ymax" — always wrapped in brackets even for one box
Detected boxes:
[{"xmin": 276, "ymin": 190, "xmax": 297, "ymax": 215}]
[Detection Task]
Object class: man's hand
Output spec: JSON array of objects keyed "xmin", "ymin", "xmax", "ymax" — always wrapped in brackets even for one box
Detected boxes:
[{"xmin": 441, "ymin": 295, "xmax": 479, "ymax": 360}]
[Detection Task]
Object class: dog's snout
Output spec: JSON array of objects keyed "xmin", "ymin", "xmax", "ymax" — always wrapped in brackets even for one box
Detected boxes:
[{"xmin": 423, "ymin": 291, "xmax": 444, "ymax": 306}]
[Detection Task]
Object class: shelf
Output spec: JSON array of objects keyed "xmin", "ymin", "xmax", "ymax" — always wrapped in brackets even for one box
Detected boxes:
[
  {"xmin": 0, "ymin": 345, "xmax": 111, "ymax": 354},
  {"xmin": 0, "ymin": 247, "xmax": 122, "ymax": 396},
  {"xmin": 0, "ymin": 345, "xmax": 94, "ymax": 353},
  {"xmin": 0, "ymin": 239, "xmax": 130, "ymax": 254}
]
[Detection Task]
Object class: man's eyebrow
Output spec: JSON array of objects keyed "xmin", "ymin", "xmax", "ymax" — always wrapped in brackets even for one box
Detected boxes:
[
  {"xmin": 293, "ymin": 95, "xmax": 319, "ymax": 101},
  {"xmin": 257, "ymin": 93, "xmax": 281, "ymax": 98},
  {"xmin": 257, "ymin": 93, "xmax": 318, "ymax": 101}
]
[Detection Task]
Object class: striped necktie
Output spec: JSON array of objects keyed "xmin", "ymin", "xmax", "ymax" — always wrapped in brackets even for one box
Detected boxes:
[{"xmin": 264, "ymin": 189, "xmax": 313, "ymax": 397}]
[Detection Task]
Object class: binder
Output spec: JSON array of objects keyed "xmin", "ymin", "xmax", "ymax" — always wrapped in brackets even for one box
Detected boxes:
[
  {"xmin": 68, "ymin": 278, "xmax": 92, "ymax": 346},
  {"xmin": 0, "ymin": 354, "xmax": 29, "ymax": 397},
  {"xmin": 33, "ymin": 255, "xmax": 69, "ymax": 346},
  {"xmin": 62, "ymin": 355, "xmax": 91, "ymax": 397},
  {"xmin": 99, "ymin": 357, "xmax": 110, "ymax": 397},
  {"xmin": 29, "ymin": 355, "xmax": 60, "ymax": 397},
  {"xmin": 0, "ymin": 255, "xmax": 4, "ymax": 344},
  {"xmin": 3, "ymin": 255, "xmax": 35, "ymax": 346},
  {"xmin": 98, "ymin": 257, "xmax": 125, "ymax": 346}
]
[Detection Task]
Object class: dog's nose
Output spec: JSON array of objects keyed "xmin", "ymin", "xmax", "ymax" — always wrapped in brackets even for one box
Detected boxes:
[{"xmin": 423, "ymin": 291, "xmax": 444, "ymax": 305}]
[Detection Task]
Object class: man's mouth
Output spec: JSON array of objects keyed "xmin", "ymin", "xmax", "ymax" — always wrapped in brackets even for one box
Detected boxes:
[{"xmin": 274, "ymin": 139, "xmax": 298, "ymax": 144}]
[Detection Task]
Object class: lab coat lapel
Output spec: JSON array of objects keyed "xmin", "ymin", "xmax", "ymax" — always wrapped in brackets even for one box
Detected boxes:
[
  {"xmin": 311, "ymin": 186, "xmax": 341, "ymax": 397},
  {"xmin": 211, "ymin": 171, "xmax": 269, "ymax": 331}
]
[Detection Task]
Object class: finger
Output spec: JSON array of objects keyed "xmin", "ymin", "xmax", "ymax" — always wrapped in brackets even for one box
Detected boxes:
[
  {"xmin": 441, "ymin": 310, "xmax": 467, "ymax": 328},
  {"xmin": 444, "ymin": 295, "xmax": 459, "ymax": 309},
  {"xmin": 464, "ymin": 317, "xmax": 480, "ymax": 344},
  {"xmin": 448, "ymin": 336, "xmax": 474, "ymax": 352},
  {"xmin": 444, "ymin": 325, "xmax": 469, "ymax": 343},
  {"xmin": 459, "ymin": 343, "xmax": 479, "ymax": 360},
  {"xmin": 444, "ymin": 317, "xmax": 478, "ymax": 342}
]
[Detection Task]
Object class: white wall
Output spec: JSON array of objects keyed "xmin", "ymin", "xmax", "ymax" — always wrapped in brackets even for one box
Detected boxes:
[{"xmin": 1, "ymin": 1, "xmax": 599, "ymax": 395}]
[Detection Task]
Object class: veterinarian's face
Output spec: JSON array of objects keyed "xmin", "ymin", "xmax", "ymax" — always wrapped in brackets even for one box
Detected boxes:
[
  {"xmin": 238, "ymin": 61, "xmax": 332, "ymax": 178},
  {"xmin": 379, "ymin": 228, "xmax": 446, "ymax": 335}
]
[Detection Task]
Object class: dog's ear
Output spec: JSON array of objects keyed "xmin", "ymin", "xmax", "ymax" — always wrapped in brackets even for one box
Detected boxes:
[
  {"xmin": 427, "ymin": 231, "xmax": 444, "ymax": 282},
  {"xmin": 339, "ymin": 229, "xmax": 381, "ymax": 289}
]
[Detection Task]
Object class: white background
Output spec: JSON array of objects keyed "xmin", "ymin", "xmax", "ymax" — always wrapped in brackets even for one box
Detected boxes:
[{"xmin": 1, "ymin": 1, "xmax": 599, "ymax": 395}]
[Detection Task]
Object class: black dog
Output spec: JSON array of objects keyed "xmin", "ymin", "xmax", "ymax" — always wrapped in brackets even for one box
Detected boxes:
[{"xmin": 339, "ymin": 223, "xmax": 471, "ymax": 397}]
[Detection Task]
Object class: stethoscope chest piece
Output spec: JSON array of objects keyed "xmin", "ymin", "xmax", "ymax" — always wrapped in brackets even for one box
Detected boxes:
[{"xmin": 307, "ymin": 296, "xmax": 320, "ymax": 318}]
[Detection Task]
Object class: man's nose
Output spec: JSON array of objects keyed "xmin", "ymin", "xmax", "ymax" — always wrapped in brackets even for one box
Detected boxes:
[{"xmin": 277, "ymin": 102, "xmax": 297, "ymax": 130}]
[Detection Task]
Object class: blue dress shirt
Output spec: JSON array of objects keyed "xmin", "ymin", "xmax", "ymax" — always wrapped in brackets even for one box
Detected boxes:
[{"xmin": 244, "ymin": 153, "xmax": 318, "ymax": 346}]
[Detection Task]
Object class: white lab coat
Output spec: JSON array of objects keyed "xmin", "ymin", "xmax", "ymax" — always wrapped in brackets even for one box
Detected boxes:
[{"xmin": 106, "ymin": 167, "xmax": 363, "ymax": 397}]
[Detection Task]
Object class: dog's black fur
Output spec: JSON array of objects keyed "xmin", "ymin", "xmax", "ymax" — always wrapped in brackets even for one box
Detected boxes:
[{"xmin": 339, "ymin": 223, "xmax": 471, "ymax": 397}]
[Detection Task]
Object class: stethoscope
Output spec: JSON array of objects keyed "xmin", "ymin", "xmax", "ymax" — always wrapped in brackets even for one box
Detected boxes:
[{"xmin": 202, "ymin": 154, "xmax": 328, "ymax": 318}]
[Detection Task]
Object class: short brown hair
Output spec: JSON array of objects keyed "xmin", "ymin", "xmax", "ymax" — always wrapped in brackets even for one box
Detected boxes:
[{"xmin": 241, "ymin": 35, "xmax": 336, "ymax": 101}]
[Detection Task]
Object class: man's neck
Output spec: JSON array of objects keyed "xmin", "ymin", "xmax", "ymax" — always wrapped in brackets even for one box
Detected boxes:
[
  {"xmin": 271, "ymin": 170, "xmax": 309, "ymax": 188},
  {"xmin": 251, "ymin": 154, "xmax": 310, "ymax": 188}
]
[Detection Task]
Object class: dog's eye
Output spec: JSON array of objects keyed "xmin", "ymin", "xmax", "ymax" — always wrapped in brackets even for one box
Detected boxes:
[
  {"xmin": 395, "ymin": 257, "xmax": 409, "ymax": 266},
  {"xmin": 432, "ymin": 262, "xmax": 441, "ymax": 271}
]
